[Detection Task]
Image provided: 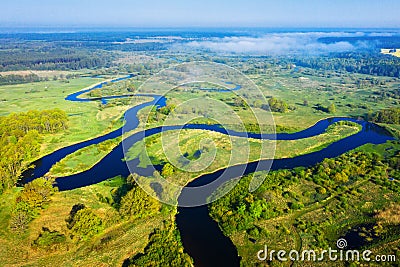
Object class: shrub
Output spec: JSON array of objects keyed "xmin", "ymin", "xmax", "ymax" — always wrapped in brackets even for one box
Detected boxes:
[
  {"xmin": 119, "ymin": 185, "xmax": 160, "ymax": 220},
  {"xmin": 33, "ymin": 227, "xmax": 66, "ymax": 249},
  {"xmin": 67, "ymin": 205, "xmax": 103, "ymax": 241}
]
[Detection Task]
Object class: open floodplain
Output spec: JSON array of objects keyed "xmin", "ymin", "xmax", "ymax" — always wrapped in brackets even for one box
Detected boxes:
[{"xmin": 0, "ymin": 28, "xmax": 399, "ymax": 266}]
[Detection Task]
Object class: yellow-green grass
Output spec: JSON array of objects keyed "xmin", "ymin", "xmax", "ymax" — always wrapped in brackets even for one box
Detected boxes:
[
  {"xmin": 48, "ymin": 137, "xmax": 121, "ymax": 177},
  {"xmin": 0, "ymin": 70, "xmax": 81, "ymax": 78},
  {"xmin": 0, "ymin": 177, "xmax": 169, "ymax": 267},
  {"xmin": 379, "ymin": 123, "xmax": 400, "ymax": 139},
  {"xmin": 0, "ymin": 77, "xmax": 151, "ymax": 158},
  {"xmin": 126, "ymin": 123, "xmax": 361, "ymax": 186},
  {"xmin": 381, "ymin": 48, "xmax": 400, "ymax": 58},
  {"xmin": 354, "ymin": 140, "xmax": 400, "ymax": 156}
]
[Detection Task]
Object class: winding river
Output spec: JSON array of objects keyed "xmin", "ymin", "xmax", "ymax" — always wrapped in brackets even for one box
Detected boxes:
[{"xmin": 21, "ymin": 75, "xmax": 394, "ymax": 267}]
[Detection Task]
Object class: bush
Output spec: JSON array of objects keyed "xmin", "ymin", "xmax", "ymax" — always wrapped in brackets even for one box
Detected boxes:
[
  {"xmin": 67, "ymin": 205, "xmax": 103, "ymax": 241},
  {"xmin": 9, "ymin": 210, "xmax": 31, "ymax": 231},
  {"xmin": 126, "ymin": 221, "xmax": 193, "ymax": 267},
  {"xmin": 33, "ymin": 227, "xmax": 66, "ymax": 249},
  {"xmin": 119, "ymin": 185, "xmax": 160, "ymax": 220}
]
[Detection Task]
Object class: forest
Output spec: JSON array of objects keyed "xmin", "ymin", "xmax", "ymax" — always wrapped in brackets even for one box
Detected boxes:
[
  {"xmin": 371, "ymin": 107, "xmax": 400, "ymax": 124},
  {"xmin": 0, "ymin": 109, "xmax": 68, "ymax": 193},
  {"xmin": 0, "ymin": 44, "xmax": 114, "ymax": 71},
  {"xmin": 293, "ymin": 53, "xmax": 400, "ymax": 78}
]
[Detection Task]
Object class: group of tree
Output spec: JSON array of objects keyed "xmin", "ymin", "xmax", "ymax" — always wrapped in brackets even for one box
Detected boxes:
[
  {"xmin": 0, "ymin": 109, "xmax": 68, "ymax": 193},
  {"xmin": 292, "ymin": 52, "xmax": 400, "ymax": 78},
  {"xmin": 265, "ymin": 97, "xmax": 289, "ymax": 113},
  {"xmin": 106, "ymin": 174, "xmax": 162, "ymax": 220},
  {"xmin": 314, "ymin": 103, "xmax": 336, "ymax": 114},
  {"xmin": 66, "ymin": 203, "xmax": 104, "ymax": 241},
  {"xmin": 0, "ymin": 46, "xmax": 114, "ymax": 71},
  {"xmin": 118, "ymin": 182, "xmax": 161, "ymax": 220},
  {"xmin": 124, "ymin": 220, "xmax": 193, "ymax": 267},
  {"xmin": 209, "ymin": 151, "xmax": 392, "ymax": 236},
  {"xmin": 0, "ymin": 73, "xmax": 41, "ymax": 85},
  {"xmin": 9, "ymin": 177, "xmax": 57, "ymax": 231},
  {"xmin": 30, "ymin": 174, "xmax": 163, "ymax": 249},
  {"xmin": 231, "ymin": 96, "xmax": 249, "ymax": 109},
  {"xmin": 370, "ymin": 107, "xmax": 400, "ymax": 124},
  {"xmin": 2, "ymin": 109, "xmax": 68, "ymax": 134},
  {"xmin": 33, "ymin": 227, "xmax": 66, "ymax": 250},
  {"xmin": 372, "ymin": 87, "xmax": 400, "ymax": 101},
  {"xmin": 146, "ymin": 103, "xmax": 176, "ymax": 123}
]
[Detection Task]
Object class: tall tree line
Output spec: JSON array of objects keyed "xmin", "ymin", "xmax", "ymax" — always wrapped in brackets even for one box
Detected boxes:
[{"xmin": 0, "ymin": 109, "xmax": 68, "ymax": 193}]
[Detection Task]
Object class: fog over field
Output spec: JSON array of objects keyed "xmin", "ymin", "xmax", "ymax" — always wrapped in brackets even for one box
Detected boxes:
[{"xmin": 186, "ymin": 31, "xmax": 399, "ymax": 54}]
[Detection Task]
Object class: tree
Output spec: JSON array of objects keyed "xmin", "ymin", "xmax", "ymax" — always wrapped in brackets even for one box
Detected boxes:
[
  {"xmin": 268, "ymin": 97, "xmax": 289, "ymax": 113},
  {"xmin": 9, "ymin": 177, "xmax": 56, "ymax": 231},
  {"xmin": 9, "ymin": 209, "xmax": 31, "ymax": 231},
  {"xmin": 328, "ymin": 103, "xmax": 336, "ymax": 114},
  {"xmin": 161, "ymin": 163, "xmax": 175, "ymax": 177},
  {"xmin": 253, "ymin": 99, "xmax": 263, "ymax": 108},
  {"xmin": 18, "ymin": 177, "xmax": 57, "ymax": 208},
  {"xmin": 127, "ymin": 221, "xmax": 193, "ymax": 267},
  {"xmin": 67, "ymin": 206, "xmax": 103, "ymax": 240},
  {"xmin": 33, "ymin": 227, "xmax": 66, "ymax": 249},
  {"xmin": 119, "ymin": 186, "xmax": 160, "ymax": 220}
]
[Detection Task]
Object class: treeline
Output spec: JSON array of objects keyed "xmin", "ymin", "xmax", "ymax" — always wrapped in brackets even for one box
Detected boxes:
[
  {"xmin": 0, "ymin": 48, "xmax": 114, "ymax": 71},
  {"xmin": 0, "ymin": 73, "xmax": 80, "ymax": 86},
  {"xmin": 372, "ymin": 88, "xmax": 400, "ymax": 100},
  {"xmin": 0, "ymin": 109, "xmax": 68, "ymax": 193},
  {"xmin": 293, "ymin": 53, "xmax": 400, "ymax": 78},
  {"xmin": 2, "ymin": 109, "xmax": 68, "ymax": 134},
  {"xmin": 371, "ymin": 107, "xmax": 400, "ymax": 124},
  {"xmin": 0, "ymin": 73, "xmax": 41, "ymax": 85}
]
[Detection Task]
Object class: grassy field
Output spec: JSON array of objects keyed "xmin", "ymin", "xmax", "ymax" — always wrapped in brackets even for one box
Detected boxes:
[
  {"xmin": 0, "ymin": 77, "xmax": 151, "ymax": 158},
  {"xmin": 381, "ymin": 48, "xmax": 400, "ymax": 58},
  {"xmin": 126, "ymin": 123, "xmax": 361, "ymax": 186},
  {"xmin": 48, "ymin": 137, "xmax": 121, "ymax": 178},
  {"xmin": 0, "ymin": 177, "xmax": 171, "ymax": 267}
]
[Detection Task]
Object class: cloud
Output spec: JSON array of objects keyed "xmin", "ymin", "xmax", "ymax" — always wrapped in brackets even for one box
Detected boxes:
[
  {"xmin": 185, "ymin": 32, "xmax": 365, "ymax": 54},
  {"xmin": 368, "ymin": 32, "xmax": 396, "ymax": 37}
]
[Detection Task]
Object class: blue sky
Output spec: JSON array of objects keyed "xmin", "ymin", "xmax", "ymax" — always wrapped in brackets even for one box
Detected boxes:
[{"xmin": 2, "ymin": 0, "xmax": 400, "ymax": 28}]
